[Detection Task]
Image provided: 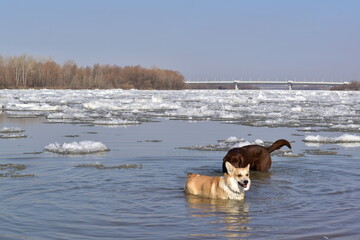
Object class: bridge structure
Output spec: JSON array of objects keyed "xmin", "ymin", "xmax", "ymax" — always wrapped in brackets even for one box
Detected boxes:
[{"xmin": 186, "ymin": 80, "xmax": 349, "ymax": 90}]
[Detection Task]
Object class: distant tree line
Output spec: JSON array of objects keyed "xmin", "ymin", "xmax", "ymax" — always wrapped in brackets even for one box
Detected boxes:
[
  {"xmin": 330, "ymin": 81, "xmax": 360, "ymax": 91},
  {"xmin": 0, "ymin": 55, "xmax": 185, "ymax": 89}
]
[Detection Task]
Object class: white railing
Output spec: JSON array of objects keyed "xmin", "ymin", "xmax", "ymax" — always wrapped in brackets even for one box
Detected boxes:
[{"xmin": 186, "ymin": 80, "xmax": 349, "ymax": 90}]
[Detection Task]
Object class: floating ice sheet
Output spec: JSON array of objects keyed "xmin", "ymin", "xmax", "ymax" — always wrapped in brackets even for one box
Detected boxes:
[
  {"xmin": 75, "ymin": 163, "xmax": 142, "ymax": 169},
  {"xmin": 304, "ymin": 134, "xmax": 360, "ymax": 143},
  {"xmin": 304, "ymin": 134, "xmax": 360, "ymax": 147},
  {"xmin": 0, "ymin": 127, "xmax": 25, "ymax": 133},
  {"xmin": 0, "ymin": 133, "xmax": 27, "ymax": 139},
  {"xmin": 179, "ymin": 137, "xmax": 294, "ymax": 157},
  {"xmin": 93, "ymin": 119, "xmax": 140, "ymax": 126},
  {"xmin": 0, "ymin": 127, "xmax": 27, "ymax": 138},
  {"xmin": 1, "ymin": 89, "xmax": 360, "ymax": 130},
  {"xmin": 0, "ymin": 163, "xmax": 34, "ymax": 178},
  {"xmin": 44, "ymin": 141, "xmax": 109, "ymax": 154},
  {"xmin": 179, "ymin": 137, "xmax": 265, "ymax": 151}
]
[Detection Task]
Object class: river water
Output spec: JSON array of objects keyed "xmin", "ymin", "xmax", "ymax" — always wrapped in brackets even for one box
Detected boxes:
[{"xmin": 0, "ymin": 89, "xmax": 359, "ymax": 239}]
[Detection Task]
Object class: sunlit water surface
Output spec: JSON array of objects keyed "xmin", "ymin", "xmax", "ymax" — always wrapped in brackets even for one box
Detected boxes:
[{"xmin": 0, "ymin": 90, "xmax": 359, "ymax": 240}]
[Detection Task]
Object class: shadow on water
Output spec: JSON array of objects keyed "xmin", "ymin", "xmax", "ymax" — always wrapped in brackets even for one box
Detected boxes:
[{"xmin": 185, "ymin": 194, "xmax": 252, "ymax": 239}]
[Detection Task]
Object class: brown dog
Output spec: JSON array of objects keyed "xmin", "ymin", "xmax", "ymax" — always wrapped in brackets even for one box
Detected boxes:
[{"xmin": 222, "ymin": 139, "xmax": 291, "ymax": 172}]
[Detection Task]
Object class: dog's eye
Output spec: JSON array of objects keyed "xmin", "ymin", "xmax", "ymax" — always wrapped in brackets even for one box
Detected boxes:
[
  {"xmin": 246, "ymin": 174, "xmax": 249, "ymax": 177},
  {"xmin": 238, "ymin": 174, "xmax": 242, "ymax": 177}
]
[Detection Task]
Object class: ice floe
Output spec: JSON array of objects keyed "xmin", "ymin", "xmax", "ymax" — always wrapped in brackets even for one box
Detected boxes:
[
  {"xmin": 304, "ymin": 134, "xmax": 360, "ymax": 147},
  {"xmin": 0, "ymin": 127, "xmax": 27, "ymax": 138},
  {"xmin": 93, "ymin": 119, "xmax": 139, "ymax": 126},
  {"xmin": 0, "ymin": 89, "xmax": 359, "ymax": 130},
  {"xmin": 304, "ymin": 134, "xmax": 360, "ymax": 143},
  {"xmin": 180, "ymin": 137, "xmax": 269, "ymax": 151},
  {"xmin": 0, "ymin": 163, "xmax": 34, "ymax": 178},
  {"xmin": 0, "ymin": 127, "xmax": 24, "ymax": 133},
  {"xmin": 180, "ymin": 136, "xmax": 294, "ymax": 156},
  {"xmin": 0, "ymin": 133, "xmax": 27, "ymax": 139},
  {"xmin": 75, "ymin": 163, "xmax": 142, "ymax": 169},
  {"xmin": 44, "ymin": 141, "xmax": 109, "ymax": 154}
]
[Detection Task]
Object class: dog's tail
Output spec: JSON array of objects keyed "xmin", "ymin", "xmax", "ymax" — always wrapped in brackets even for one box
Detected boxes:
[{"xmin": 266, "ymin": 139, "xmax": 291, "ymax": 153}]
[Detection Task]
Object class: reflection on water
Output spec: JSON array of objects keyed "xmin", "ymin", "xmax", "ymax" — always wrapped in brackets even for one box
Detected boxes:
[
  {"xmin": 186, "ymin": 194, "xmax": 251, "ymax": 239},
  {"xmin": 184, "ymin": 171, "xmax": 273, "ymax": 239}
]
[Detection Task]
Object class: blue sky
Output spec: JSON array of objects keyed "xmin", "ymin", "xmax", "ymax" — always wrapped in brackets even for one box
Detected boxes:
[{"xmin": 1, "ymin": 0, "xmax": 359, "ymax": 81}]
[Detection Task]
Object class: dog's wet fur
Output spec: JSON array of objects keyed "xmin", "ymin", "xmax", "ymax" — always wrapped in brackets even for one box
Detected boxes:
[
  {"xmin": 222, "ymin": 139, "xmax": 291, "ymax": 172},
  {"xmin": 185, "ymin": 162, "xmax": 250, "ymax": 200}
]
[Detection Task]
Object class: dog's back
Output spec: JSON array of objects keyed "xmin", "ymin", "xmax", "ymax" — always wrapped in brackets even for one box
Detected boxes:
[
  {"xmin": 185, "ymin": 173, "xmax": 221, "ymax": 198},
  {"xmin": 223, "ymin": 139, "xmax": 291, "ymax": 172}
]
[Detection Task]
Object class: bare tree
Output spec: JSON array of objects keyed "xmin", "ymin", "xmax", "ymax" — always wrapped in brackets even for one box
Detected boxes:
[{"xmin": 0, "ymin": 54, "xmax": 185, "ymax": 90}]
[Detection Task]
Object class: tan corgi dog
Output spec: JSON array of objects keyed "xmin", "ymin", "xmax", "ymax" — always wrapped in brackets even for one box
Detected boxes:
[{"xmin": 185, "ymin": 162, "xmax": 250, "ymax": 200}]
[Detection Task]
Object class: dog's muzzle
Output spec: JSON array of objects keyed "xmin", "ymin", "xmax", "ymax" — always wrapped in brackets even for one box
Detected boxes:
[{"xmin": 238, "ymin": 180, "xmax": 249, "ymax": 190}]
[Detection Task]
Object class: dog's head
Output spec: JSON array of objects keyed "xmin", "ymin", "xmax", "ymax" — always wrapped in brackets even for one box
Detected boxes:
[{"xmin": 225, "ymin": 162, "xmax": 251, "ymax": 192}]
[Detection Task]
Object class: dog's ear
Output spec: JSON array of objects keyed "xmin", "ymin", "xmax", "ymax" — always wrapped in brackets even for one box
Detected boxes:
[
  {"xmin": 225, "ymin": 161, "xmax": 235, "ymax": 175},
  {"xmin": 245, "ymin": 164, "xmax": 250, "ymax": 171}
]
